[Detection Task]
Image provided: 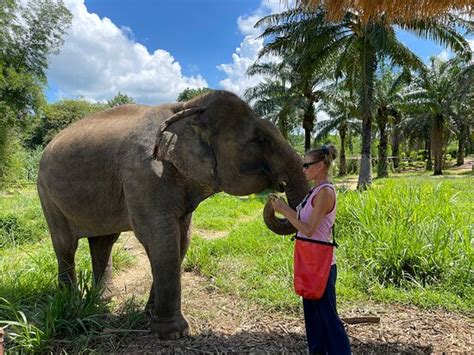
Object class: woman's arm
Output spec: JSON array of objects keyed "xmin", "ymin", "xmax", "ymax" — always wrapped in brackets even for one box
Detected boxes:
[{"xmin": 270, "ymin": 187, "xmax": 334, "ymax": 237}]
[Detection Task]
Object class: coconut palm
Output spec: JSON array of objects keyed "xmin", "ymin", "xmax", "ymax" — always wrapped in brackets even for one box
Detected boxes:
[
  {"xmin": 402, "ymin": 57, "xmax": 473, "ymax": 174},
  {"xmin": 257, "ymin": 6, "xmax": 472, "ymax": 188}
]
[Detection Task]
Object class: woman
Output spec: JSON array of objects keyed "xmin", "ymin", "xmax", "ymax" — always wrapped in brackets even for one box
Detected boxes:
[{"xmin": 270, "ymin": 144, "xmax": 351, "ymax": 354}]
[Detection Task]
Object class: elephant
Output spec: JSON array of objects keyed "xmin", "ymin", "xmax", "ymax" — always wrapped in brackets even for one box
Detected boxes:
[{"xmin": 37, "ymin": 90, "xmax": 309, "ymax": 339}]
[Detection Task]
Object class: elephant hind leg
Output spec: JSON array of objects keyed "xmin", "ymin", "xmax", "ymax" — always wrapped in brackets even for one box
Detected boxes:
[
  {"xmin": 88, "ymin": 233, "xmax": 120, "ymax": 289},
  {"xmin": 39, "ymin": 194, "xmax": 78, "ymax": 286}
]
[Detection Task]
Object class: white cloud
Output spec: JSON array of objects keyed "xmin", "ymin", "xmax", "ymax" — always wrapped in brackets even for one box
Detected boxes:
[
  {"xmin": 48, "ymin": 0, "xmax": 207, "ymax": 104},
  {"xmin": 217, "ymin": 0, "xmax": 291, "ymax": 97},
  {"xmin": 218, "ymin": 36, "xmax": 269, "ymax": 96},
  {"xmin": 437, "ymin": 49, "xmax": 451, "ymax": 61}
]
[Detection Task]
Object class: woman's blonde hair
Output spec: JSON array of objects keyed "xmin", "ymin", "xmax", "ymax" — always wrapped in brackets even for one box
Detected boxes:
[{"xmin": 306, "ymin": 144, "xmax": 337, "ymax": 168}]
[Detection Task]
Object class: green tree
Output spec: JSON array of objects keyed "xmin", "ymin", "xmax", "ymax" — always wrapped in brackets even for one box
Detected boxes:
[
  {"xmin": 317, "ymin": 84, "xmax": 360, "ymax": 176},
  {"xmin": 0, "ymin": 0, "xmax": 72, "ymax": 124},
  {"xmin": 402, "ymin": 57, "xmax": 473, "ymax": 175},
  {"xmin": 374, "ymin": 65, "xmax": 411, "ymax": 177},
  {"xmin": 245, "ymin": 62, "xmax": 303, "ymax": 140},
  {"xmin": 0, "ymin": 0, "xmax": 72, "ymax": 183},
  {"xmin": 449, "ymin": 65, "xmax": 473, "ymax": 165},
  {"xmin": 257, "ymin": 7, "xmax": 472, "ymax": 188},
  {"xmin": 107, "ymin": 92, "xmax": 135, "ymax": 107},
  {"xmin": 177, "ymin": 87, "xmax": 213, "ymax": 102},
  {"xmin": 27, "ymin": 99, "xmax": 106, "ymax": 148}
]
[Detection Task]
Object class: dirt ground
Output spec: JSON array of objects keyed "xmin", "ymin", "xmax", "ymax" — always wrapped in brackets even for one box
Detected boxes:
[{"xmin": 93, "ymin": 232, "xmax": 473, "ymax": 354}]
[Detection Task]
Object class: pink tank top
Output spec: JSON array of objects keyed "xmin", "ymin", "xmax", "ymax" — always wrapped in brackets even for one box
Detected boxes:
[{"xmin": 296, "ymin": 182, "xmax": 337, "ymax": 265}]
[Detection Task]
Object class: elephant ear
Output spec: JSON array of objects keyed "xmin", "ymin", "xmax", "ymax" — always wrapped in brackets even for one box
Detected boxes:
[{"xmin": 154, "ymin": 107, "xmax": 218, "ymax": 188}]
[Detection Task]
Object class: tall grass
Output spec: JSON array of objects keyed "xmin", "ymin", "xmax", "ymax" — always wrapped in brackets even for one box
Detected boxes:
[
  {"xmin": 185, "ymin": 177, "xmax": 473, "ymax": 312},
  {"xmin": 338, "ymin": 178, "xmax": 473, "ymax": 297},
  {"xmin": 0, "ymin": 187, "xmax": 135, "ymax": 352}
]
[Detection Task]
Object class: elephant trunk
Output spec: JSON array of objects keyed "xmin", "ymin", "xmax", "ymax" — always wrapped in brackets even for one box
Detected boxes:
[{"xmin": 263, "ymin": 150, "xmax": 309, "ymax": 235}]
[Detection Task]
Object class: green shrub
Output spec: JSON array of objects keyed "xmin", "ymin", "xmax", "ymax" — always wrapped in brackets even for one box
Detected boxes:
[
  {"xmin": 23, "ymin": 147, "xmax": 43, "ymax": 182},
  {"xmin": 0, "ymin": 214, "xmax": 42, "ymax": 247},
  {"xmin": 0, "ymin": 127, "xmax": 27, "ymax": 188},
  {"xmin": 0, "ymin": 189, "xmax": 47, "ymax": 248}
]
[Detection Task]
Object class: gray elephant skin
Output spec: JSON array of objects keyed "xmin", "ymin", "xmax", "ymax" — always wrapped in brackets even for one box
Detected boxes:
[{"xmin": 37, "ymin": 90, "xmax": 309, "ymax": 339}]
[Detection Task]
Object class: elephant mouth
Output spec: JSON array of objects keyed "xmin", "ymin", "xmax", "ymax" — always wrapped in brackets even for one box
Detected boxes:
[
  {"xmin": 263, "ymin": 178, "xmax": 308, "ymax": 235},
  {"xmin": 277, "ymin": 181, "xmax": 287, "ymax": 192}
]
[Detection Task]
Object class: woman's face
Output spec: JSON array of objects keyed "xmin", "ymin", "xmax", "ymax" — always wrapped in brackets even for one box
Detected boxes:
[{"xmin": 302, "ymin": 155, "xmax": 325, "ymax": 181}]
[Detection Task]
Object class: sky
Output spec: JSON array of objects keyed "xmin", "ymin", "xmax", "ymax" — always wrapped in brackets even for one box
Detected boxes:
[{"xmin": 46, "ymin": 0, "xmax": 473, "ymax": 106}]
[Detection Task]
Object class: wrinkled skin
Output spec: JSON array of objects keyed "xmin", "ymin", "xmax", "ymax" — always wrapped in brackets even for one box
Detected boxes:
[{"xmin": 37, "ymin": 91, "xmax": 308, "ymax": 339}]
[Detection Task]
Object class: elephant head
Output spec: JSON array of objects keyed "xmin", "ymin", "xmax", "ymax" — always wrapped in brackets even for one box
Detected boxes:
[{"xmin": 155, "ymin": 91, "xmax": 309, "ymax": 235}]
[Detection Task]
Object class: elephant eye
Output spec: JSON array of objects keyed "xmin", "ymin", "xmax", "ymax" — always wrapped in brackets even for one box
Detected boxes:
[{"xmin": 250, "ymin": 136, "xmax": 266, "ymax": 146}]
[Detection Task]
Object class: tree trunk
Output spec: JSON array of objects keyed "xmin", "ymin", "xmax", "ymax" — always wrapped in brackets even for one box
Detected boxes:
[
  {"xmin": 338, "ymin": 122, "xmax": 347, "ymax": 176},
  {"xmin": 357, "ymin": 34, "xmax": 376, "ymax": 190},
  {"xmin": 468, "ymin": 125, "xmax": 473, "ymax": 156},
  {"xmin": 425, "ymin": 135, "xmax": 432, "ymax": 171},
  {"xmin": 431, "ymin": 115, "xmax": 444, "ymax": 175},
  {"xmin": 391, "ymin": 112, "xmax": 401, "ymax": 170},
  {"xmin": 277, "ymin": 111, "xmax": 289, "ymax": 141},
  {"xmin": 456, "ymin": 122, "xmax": 468, "ymax": 166},
  {"xmin": 302, "ymin": 98, "xmax": 315, "ymax": 152},
  {"xmin": 376, "ymin": 107, "xmax": 388, "ymax": 178}
]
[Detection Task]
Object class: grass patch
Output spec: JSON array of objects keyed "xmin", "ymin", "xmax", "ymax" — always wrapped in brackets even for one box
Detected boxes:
[{"xmin": 192, "ymin": 193, "xmax": 265, "ymax": 231}]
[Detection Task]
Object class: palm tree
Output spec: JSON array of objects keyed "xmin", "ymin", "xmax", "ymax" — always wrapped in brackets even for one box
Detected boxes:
[
  {"xmin": 316, "ymin": 86, "xmax": 359, "ymax": 175},
  {"xmin": 448, "ymin": 64, "xmax": 474, "ymax": 165},
  {"xmin": 402, "ymin": 57, "xmax": 473, "ymax": 175},
  {"xmin": 244, "ymin": 61, "xmax": 303, "ymax": 140},
  {"xmin": 451, "ymin": 105, "xmax": 473, "ymax": 166},
  {"xmin": 257, "ymin": 7, "xmax": 472, "ymax": 188},
  {"xmin": 399, "ymin": 112, "xmax": 433, "ymax": 170},
  {"xmin": 247, "ymin": 49, "xmax": 328, "ymax": 151},
  {"xmin": 374, "ymin": 65, "xmax": 411, "ymax": 177},
  {"xmin": 295, "ymin": 1, "xmax": 472, "ymax": 25}
]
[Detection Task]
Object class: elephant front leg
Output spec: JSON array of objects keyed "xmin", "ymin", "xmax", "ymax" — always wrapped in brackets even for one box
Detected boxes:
[
  {"xmin": 134, "ymin": 218, "xmax": 189, "ymax": 339},
  {"xmin": 145, "ymin": 213, "xmax": 192, "ymax": 317}
]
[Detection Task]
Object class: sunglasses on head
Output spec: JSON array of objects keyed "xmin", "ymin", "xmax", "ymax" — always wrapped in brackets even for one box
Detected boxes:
[{"xmin": 302, "ymin": 161, "xmax": 319, "ymax": 169}]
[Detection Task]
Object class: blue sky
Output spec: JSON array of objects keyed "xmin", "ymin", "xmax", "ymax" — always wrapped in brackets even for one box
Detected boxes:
[
  {"xmin": 46, "ymin": 0, "xmax": 473, "ymax": 105},
  {"xmin": 84, "ymin": 0, "xmax": 262, "ymax": 86}
]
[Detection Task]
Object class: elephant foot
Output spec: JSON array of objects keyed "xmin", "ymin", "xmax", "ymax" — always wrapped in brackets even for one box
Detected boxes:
[
  {"xmin": 100, "ymin": 283, "xmax": 119, "ymax": 301},
  {"xmin": 150, "ymin": 313, "xmax": 190, "ymax": 340}
]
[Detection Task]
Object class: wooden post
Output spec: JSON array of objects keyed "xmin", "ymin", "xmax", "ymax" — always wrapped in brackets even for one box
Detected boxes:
[{"xmin": 341, "ymin": 316, "xmax": 380, "ymax": 324}]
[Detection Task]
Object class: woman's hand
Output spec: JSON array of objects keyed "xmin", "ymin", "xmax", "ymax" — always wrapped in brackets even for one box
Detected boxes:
[{"xmin": 269, "ymin": 194, "xmax": 287, "ymax": 214}]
